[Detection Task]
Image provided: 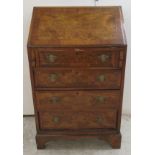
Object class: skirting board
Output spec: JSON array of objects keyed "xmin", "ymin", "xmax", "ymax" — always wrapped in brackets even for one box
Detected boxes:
[
  {"xmin": 23, "ymin": 113, "xmax": 131, "ymax": 117},
  {"xmin": 23, "ymin": 114, "xmax": 35, "ymax": 117}
]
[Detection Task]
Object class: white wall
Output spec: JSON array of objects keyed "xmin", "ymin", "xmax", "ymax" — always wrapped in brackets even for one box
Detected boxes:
[{"xmin": 23, "ymin": 0, "xmax": 131, "ymax": 115}]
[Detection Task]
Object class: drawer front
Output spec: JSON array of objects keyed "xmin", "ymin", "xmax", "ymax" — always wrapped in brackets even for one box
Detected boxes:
[
  {"xmin": 35, "ymin": 90, "xmax": 120, "ymax": 110},
  {"xmin": 37, "ymin": 48, "xmax": 120, "ymax": 68},
  {"xmin": 39, "ymin": 110, "xmax": 117, "ymax": 130},
  {"xmin": 34, "ymin": 68, "xmax": 121, "ymax": 89}
]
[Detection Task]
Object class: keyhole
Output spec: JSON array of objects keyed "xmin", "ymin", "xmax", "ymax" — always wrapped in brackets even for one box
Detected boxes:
[{"xmin": 76, "ymin": 92, "xmax": 79, "ymax": 95}]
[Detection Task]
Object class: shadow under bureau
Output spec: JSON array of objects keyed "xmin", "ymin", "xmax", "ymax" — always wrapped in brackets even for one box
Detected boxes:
[{"xmin": 27, "ymin": 6, "xmax": 127, "ymax": 149}]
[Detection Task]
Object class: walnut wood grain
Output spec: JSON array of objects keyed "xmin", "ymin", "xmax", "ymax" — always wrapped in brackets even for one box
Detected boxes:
[
  {"xmin": 27, "ymin": 7, "xmax": 127, "ymax": 149},
  {"xmin": 37, "ymin": 47, "xmax": 120, "ymax": 68},
  {"xmin": 35, "ymin": 90, "xmax": 120, "ymax": 110},
  {"xmin": 34, "ymin": 68, "xmax": 122, "ymax": 89},
  {"xmin": 28, "ymin": 7, "xmax": 126, "ymax": 47},
  {"xmin": 38, "ymin": 110, "xmax": 117, "ymax": 130},
  {"xmin": 36, "ymin": 132, "xmax": 121, "ymax": 149}
]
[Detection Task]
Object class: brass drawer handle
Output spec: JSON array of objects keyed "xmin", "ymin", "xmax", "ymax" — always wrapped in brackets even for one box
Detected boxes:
[
  {"xmin": 49, "ymin": 73, "xmax": 58, "ymax": 82},
  {"xmin": 53, "ymin": 116, "xmax": 60, "ymax": 123},
  {"xmin": 96, "ymin": 96, "xmax": 106, "ymax": 103},
  {"xmin": 50, "ymin": 96, "xmax": 60, "ymax": 104},
  {"xmin": 98, "ymin": 54, "xmax": 109, "ymax": 62},
  {"xmin": 97, "ymin": 74, "xmax": 105, "ymax": 82},
  {"xmin": 47, "ymin": 54, "xmax": 57, "ymax": 63}
]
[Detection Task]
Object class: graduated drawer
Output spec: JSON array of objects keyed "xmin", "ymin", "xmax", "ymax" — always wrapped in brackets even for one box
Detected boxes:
[
  {"xmin": 39, "ymin": 110, "xmax": 117, "ymax": 130},
  {"xmin": 36, "ymin": 48, "xmax": 121, "ymax": 68},
  {"xmin": 34, "ymin": 68, "xmax": 122, "ymax": 89},
  {"xmin": 35, "ymin": 90, "xmax": 120, "ymax": 110}
]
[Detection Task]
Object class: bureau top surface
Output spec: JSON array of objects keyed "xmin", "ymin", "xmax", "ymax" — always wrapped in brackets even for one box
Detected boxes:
[{"xmin": 28, "ymin": 7, "xmax": 126, "ymax": 47}]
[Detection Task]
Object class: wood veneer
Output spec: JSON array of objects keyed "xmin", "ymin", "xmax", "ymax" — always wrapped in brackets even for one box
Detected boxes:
[{"xmin": 27, "ymin": 6, "xmax": 127, "ymax": 149}]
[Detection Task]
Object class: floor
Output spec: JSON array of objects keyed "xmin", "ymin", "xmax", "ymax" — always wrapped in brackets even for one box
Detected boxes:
[{"xmin": 23, "ymin": 115, "xmax": 130, "ymax": 155}]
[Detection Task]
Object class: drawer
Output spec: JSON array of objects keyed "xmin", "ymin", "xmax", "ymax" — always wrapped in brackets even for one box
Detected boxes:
[
  {"xmin": 39, "ymin": 110, "xmax": 117, "ymax": 130},
  {"xmin": 34, "ymin": 68, "xmax": 122, "ymax": 89},
  {"xmin": 36, "ymin": 48, "xmax": 121, "ymax": 68},
  {"xmin": 35, "ymin": 90, "xmax": 120, "ymax": 110}
]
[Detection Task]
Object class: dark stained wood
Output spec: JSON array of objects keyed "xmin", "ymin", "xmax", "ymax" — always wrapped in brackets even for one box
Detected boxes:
[
  {"xmin": 117, "ymin": 47, "xmax": 127, "ymax": 130},
  {"xmin": 34, "ymin": 68, "xmax": 122, "ymax": 89},
  {"xmin": 39, "ymin": 110, "xmax": 117, "ymax": 130},
  {"xmin": 27, "ymin": 48, "xmax": 40, "ymax": 132},
  {"xmin": 27, "ymin": 7, "xmax": 127, "ymax": 149},
  {"xmin": 36, "ymin": 47, "xmax": 121, "ymax": 68},
  {"xmin": 36, "ymin": 133, "xmax": 121, "ymax": 149},
  {"xmin": 102, "ymin": 133, "xmax": 122, "ymax": 149},
  {"xmin": 35, "ymin": 90, "xmax": 120, "ymax": 110},
  {"xmin": 37, "ymin": 128, "xmax": 118, "ymax": 135},
  {"xmin": 28, "ymin": 7, "xmax": 126, "ymax": 47}
]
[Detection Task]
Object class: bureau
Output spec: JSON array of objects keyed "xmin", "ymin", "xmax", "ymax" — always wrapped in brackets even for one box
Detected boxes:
[{"xmin": 27, "ymin": 6, "xmax": 127, "ymax": 149}]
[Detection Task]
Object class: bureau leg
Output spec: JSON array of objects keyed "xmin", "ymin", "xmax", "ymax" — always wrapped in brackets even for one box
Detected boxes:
[
  {"xmin": 105, "ymin": 133, "xmax": 122, "ymax": 149},
  {"xmin": 36, "ymin": 135, "xmax": 46, "ymax": 149},
  {"xmin": 36, "ymin": 142, "xmax": 45, "ymax": 149}
]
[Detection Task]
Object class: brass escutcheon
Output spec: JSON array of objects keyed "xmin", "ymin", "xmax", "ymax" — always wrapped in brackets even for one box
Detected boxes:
[
  {"xmin": 49, "ymin": 73, "xmax": 58, "ymax": 82},
  {"xmin": 74, "ymin": 48, "xmax": 84, "ymax": 52},
  {"xmin": 97, "ymin": 74, "xmax": 105, "ymax": 82},
  {"xmin": 96, "ymin": 96, "xmax": 106, "ymax": 103},
  {"xmin": 96, "ymin": 117, "xmax": 104, "ymax": 124},
  {"xmin": 50, "ymin": 96, "xmax": 60, "ymax": 104},
  {"xmin": 53, "ymin": 116, "xmax": 60, "ymax": 123},
  {"xmin": 47, "ymin": 54, "xmax": 57, "ymax": 63},
  {"xmin": 99, "ymin": 54, "xmax": 109, "ymax": 62}
]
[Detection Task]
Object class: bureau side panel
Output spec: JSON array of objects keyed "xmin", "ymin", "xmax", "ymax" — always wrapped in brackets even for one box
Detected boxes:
[
  {"xmin": 117, "ymin": 46, "xmax": 127, "ymax": 130},
  {"xmin": 27, "ymin": 47, "xmax": 40, "ymax": 131}
]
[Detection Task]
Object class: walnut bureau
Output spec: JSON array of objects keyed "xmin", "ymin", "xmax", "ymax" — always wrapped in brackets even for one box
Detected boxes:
[{"xmin": 27, "ymin": 7, "xmax": 127, "ymax": 149}]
